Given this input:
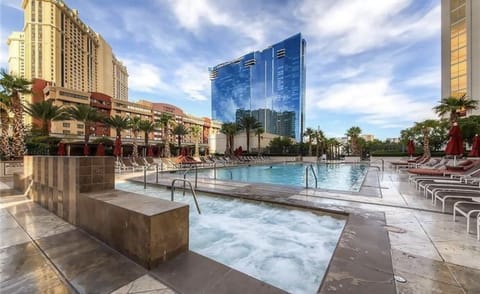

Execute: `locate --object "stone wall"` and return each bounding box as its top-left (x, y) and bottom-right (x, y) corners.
top-left (23, 156), bottom-right (115, 224)
top-left (23, 156), bottom-right (189, 268)
top-left (77, 190), bottom-right (189, 269)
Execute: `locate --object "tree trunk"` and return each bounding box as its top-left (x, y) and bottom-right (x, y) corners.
top-left (308, 139), bottom-right (312, 156)
top-left (0, 110), bottom-right (11, 158)
top-left (229, 135), bottom-right (234, 155)
top-left (163, 125), bottom-right (170, 158)
top-left (246, 129), bottom-right (250, 153)
top-left (257, 135), bottom-right (261, 155)
top-left (42, 120), bottom-right (50, 136)
top-left (422, 128), bottom-right (431, 158)
top-left (10, 92), bottom-right (25, 158)
top-left (132, 130), bottom-right (139, 158)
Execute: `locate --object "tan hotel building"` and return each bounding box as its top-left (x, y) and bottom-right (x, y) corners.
top-left (7, 0), bottom-right (221, 146)
top-left (441, 0), bottom-right (480, 115)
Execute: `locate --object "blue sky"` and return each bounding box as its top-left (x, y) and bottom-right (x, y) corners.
top-left (0, 0), bottom-right (441, 140)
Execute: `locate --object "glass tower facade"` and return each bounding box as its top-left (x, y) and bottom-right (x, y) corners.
top-left (210, 33), bottom-right (306, 141)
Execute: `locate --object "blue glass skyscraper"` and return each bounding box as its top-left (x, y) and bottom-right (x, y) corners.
top-left (210, 33), bottom-right (306, 141)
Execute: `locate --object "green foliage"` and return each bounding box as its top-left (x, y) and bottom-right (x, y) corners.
top-left (28, 136), bottom-right (62, 145)
top-left (24, 100), bottom-right (68, 136)
top-left (267, 136), bottom-right (294, 154)
top-left (433, 95), bottom-right (478, 123)
top-left (238, 115), bottom-right (261, 153)
top-left (457, 115), bottom-right (480, 143)
top-left (92, 137), bottom-right (114, 146)
top-left (172, 123), bottom-right (189, 148)
top-left (103, 115), bottom-right (130, 138)
top-left (25, 136), bottom-right (61, 156)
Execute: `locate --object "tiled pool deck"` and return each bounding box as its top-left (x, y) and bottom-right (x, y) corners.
top-left (1, 159), bottom-right (479, 293)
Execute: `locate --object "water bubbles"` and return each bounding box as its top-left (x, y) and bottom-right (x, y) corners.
top-left (116, 182), bottom-right (345, 294)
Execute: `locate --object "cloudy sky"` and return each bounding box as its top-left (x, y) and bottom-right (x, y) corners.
top-left (0, 0), bottom-right (441, 139)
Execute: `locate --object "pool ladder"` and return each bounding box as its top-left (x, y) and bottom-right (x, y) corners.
top-left (305, 164), bottom-right (318, 189)
top-left (171, 178), bottom-right (201, 214)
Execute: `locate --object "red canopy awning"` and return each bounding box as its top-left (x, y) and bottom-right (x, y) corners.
top-left (147, 145), bottom-right (154, 157)
top-left (57, 142), bottom-right (65, 156)
top-left (83, 144), bottom-right (90, 156)
top-left (113, 136), bottom-right (122, 157)
top-left (407, 139), bottom-right (415, 156)
top-left (96, 143), bottom-right (105, 156)
top-left (469, 134), bottom-right (480, 157)
top-left (445, 124), bottom-right (464, 156)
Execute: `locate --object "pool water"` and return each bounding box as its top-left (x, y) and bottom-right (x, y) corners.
top-left (116, 182), bottom-right (346, 294)
top-left (192, 163), bottom-right (368, 192)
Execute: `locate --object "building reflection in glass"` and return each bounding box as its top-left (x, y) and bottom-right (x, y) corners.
top-left (210, 33), bottom-right (306, 141)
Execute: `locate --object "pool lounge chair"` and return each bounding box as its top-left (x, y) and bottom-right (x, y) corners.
top-left (453, 201), bottom-right (480, 234)
top-left (477, 214), bottom-right (480, 240)
top-left (391, 155), bottom-right (428, 171)
top-left (408, 161), bottom-right (480, 177)
top-left (433, 190), bottom-right (480, 212)
top-left (119, 158), bottom-right (141, 172)
top-left (409, 164), bottom-right (478, 188)
top-left (417, 169), bottom-right (480, 191)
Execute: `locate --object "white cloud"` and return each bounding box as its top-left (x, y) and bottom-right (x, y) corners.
top-left (297, 0), bottom-right (440, 56)
top-left (121, 58), bottom-right (173, 94)
top-left (174, 63), bottom-right (210, 101)
top-left (309, 77), bottom-right (437, 127)
top-left (1, 0), bottom-right (21, 10)
top-left (404, 67), bottom-right (440, 88)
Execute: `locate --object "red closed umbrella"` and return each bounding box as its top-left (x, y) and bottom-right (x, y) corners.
top-left (468, 134), bottom-right (480, 157)
top-left (83, 144), bottom-right (90, 156)
top-left (57, 142), bottom-right (65, 156)
top-left (96, 143), bottom-right (105, 156)
top-left (445, 123), bottom-right (463, 165)
top-left (407, 139), bottom-right (415, 157)
top-left (113, 136), bottom-right (122, 157)
top-left (147, 145), bottom-right (154, 157)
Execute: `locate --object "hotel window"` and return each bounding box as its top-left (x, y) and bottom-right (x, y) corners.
top-left (62, 122), bottom-right (70, 128)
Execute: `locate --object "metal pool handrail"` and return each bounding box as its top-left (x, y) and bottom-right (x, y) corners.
top-left (183, 165), bottom-right (198, 189)
top-left (305, 165), bottom-right (318, 189)
top-left (212, 163), bottom-right (233, 180)
top-left (171, 178), bottom-right (201, 214)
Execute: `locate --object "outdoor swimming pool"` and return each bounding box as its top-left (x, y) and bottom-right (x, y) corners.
top-left (116, 182), bottom-right (346, 294)
top-left (191, 162), bottom-right (368, 192)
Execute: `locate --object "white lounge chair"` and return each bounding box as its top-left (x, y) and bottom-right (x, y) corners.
top-left (477, 214), bottom-right (480, 241)
top-left (433, 190), bottom-right (480, 212)
top-left (453, 201), bottom-right (480, 234)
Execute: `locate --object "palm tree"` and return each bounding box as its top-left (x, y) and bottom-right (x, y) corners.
top-left (238, 115), bottom-right (261, 153)
top-left (412, 120), bottom-right (438, 158)
top-left (0, 70), bottom-right (31, 157)
top-left (314, 129), bottom-right (325, 157)
top-left (303, 127), bottom-right (315, 156)
top-left (172, 124), bottom-right (189, 153)
top-left (433, 95), bottom-right (478, 124)
top-left (0, 94), bottom-right (11, 158)
top-left (24, 100), bottom-right (68, 136)
top-left (254, 127), bottom-right (264, 155)
top-left (66, 104), bottom-right (102, 146)
top-left (128, 116), bottom-right (142, 158)
top-left (103, 115), bottom-right (130, 139)
top-left (346, 126), bottom-right (362, 156)
top-left (190, 125), bottom-right (202, 157)
top-left (138, 120), bottom-right (156, 156)
top-left (156, 113), bottom-right (174, 157)
top-left (220, 122), bottom-right (239, 155)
